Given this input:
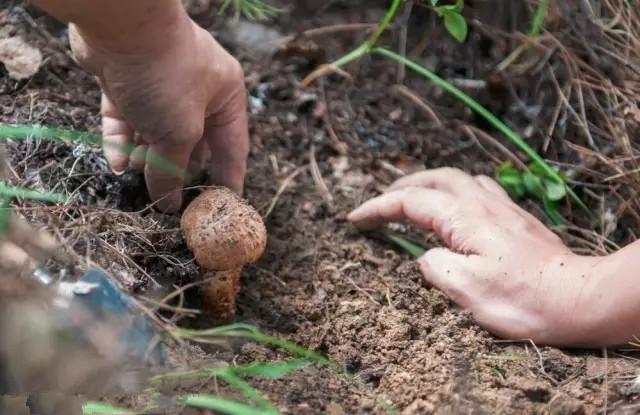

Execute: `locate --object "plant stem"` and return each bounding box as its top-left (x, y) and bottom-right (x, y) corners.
top-left (372, 47), bottom-right (590, 214)
top-left (366, 0), bottom-right (404, 47)
top-left (529, 0), bottom-right (550, 37)
top-left (0, 183), bottom-right (66, 203)
top-left (328, 0), bottom-right (404, 68)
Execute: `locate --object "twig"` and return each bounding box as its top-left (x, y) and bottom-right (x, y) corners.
top-left (263, 166), bottom-right (308, 218)
top-left (396, 0), bottom-right (414, 83)
top-left (309, 144), bottom-right (333, 206)
top-left (391, 84), bottom-right (442, 126)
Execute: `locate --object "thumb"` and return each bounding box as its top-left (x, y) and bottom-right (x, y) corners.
top-left (418, 248), bottom-right (483, 307)
top-left (145, 140), bottom-right (196, 213)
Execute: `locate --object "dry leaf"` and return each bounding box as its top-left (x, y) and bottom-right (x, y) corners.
top-left (0, 36), bottom-right (43, 80)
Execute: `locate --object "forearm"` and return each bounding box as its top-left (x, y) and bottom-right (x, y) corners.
top-left (30, 0), bottom-right (189, 53)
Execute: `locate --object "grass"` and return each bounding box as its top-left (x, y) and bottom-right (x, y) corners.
top-left (302, 0), bottom-right (592, 221)
top-left (82, 323), bottom-right (398, 414)
top-left (0, 125), bottom-right (397, 414)
top-left (0, 124), bottom-right (187, 181)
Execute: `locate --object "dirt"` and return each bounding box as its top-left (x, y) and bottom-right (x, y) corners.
top-left (2, 1), bottom-right (640, 414)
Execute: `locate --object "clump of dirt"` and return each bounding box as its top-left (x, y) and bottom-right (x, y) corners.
top-left (2, 1), bottom-right (640, 414)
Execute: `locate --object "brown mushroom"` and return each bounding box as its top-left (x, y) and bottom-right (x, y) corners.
top-left (181, 187), bottom-right (267, 318)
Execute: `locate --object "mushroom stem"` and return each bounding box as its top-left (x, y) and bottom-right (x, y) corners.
top-left (202, 267), bottom-right (242, 319)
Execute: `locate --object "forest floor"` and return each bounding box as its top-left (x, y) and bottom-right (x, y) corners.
top-left (2, 1), bottom-right (640, 414)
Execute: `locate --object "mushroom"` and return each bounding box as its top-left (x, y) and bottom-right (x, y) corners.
top-left (181, 187), bottom-right (267, 318)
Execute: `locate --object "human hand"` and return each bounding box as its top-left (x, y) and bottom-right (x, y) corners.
top-left (70, 15), bottom-right (248, 212)
top-left (0, 213), bottom-right (62, 276)
top-left (348, 168), bottom-right (601, 346)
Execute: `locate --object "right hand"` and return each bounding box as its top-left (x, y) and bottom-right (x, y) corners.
top-left (70, 16), bottom-right (249, 212)
top-left (348, 169), bottom-right (601, 346)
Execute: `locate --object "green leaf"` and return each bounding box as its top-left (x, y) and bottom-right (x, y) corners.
top-left (544, 179), bottom-right (566, 201)
top-left (522, 171), bottom-right (544, 198)
top-left (386, 234), bottom-right (426, 258)
top-left (497, 163), bottom-right (525, 199)
top-left (181, 395), bottom-right (274, 415)
top-left (235, 359), bottom-right (310, 379)
top-left (442, 11), bottom-right (468, 42)
top-left (434, 0), bottom-right (464, 14)
top-left (82, 402), bottom-right (139, 414)
top-left (430, 0), bottom-right (439, 6)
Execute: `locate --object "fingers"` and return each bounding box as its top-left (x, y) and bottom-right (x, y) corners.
top-left (418, 248), bottom-right (485, 305)
top-left (348, 187), bottom-right (454, 231)
top-left (145, 140), bottom-right (197, 213)
top-left (101, 93), bottom-right (133, 175)
top-left (203, 90), bottom-right (249, 194)
top-left (5, 215), bottom-right (64, 262)
top-left (474, 175), bottom-right (511, 201)
top-left (386, 169), bottom-right (513, 203)
top-left (186, 140), bottom-right (211, 186)
top-left (0, 241), bottom-right (37, 275)
top-left (386, 168), bottom-right (478, 196)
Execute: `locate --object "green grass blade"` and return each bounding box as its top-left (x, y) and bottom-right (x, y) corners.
top-left (365, 0), bottom-right (404, 47)
top-left (0, 124), bottom-right (188, 182)
top-left (0, 183), bottom-right (66, 203)
top-left (386, 234), bottom-right (426, 258)
top-left (82, 402), bottom-right (139, 414)
top-left (0, 198), bottom-right (11, 235)
top-left (218, 371), bottom-right (277, 411)
top-left (372, 47), bottom-right (591, 215)
top-left (152, 361), bottom-right (306, 412)
top-left (175, 324), bottom-right (342, 372)
top-left (0, 124), bottom-right (101, 145)
top-left (181, 395), bottom-right (275, 415)
top-left (529, 0), bottom-right (549, 37)
top-left (234, 359), bottom-right (310, 379)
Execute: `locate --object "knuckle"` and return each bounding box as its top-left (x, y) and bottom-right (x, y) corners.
top-left (227, 57), bottom-right (245, 83)
top-left (436, 167), bottom-right (465, 177)
top-left (475, 174), bottom-right (493, 183)
top-left (422, 247), bottom-right (448, 263)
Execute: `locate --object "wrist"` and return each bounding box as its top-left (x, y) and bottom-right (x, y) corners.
top-left (533, 253), bottom-right (605, 346)
top-left (70, 1), bottom-right (191, 58)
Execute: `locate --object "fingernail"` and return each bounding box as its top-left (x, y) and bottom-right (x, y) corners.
top-left (112, 167), bottom-right (126, 176)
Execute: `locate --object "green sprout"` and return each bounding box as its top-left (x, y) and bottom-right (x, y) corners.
top-left (497, 161), bottom-right (567, 225)
top-left (430, 0), bottom-right (468, 42)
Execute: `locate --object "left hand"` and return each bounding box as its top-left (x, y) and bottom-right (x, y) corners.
top-left (348, 168), bottom-right (599, 346)
top-left (0, 213), bottom-right (62, 276)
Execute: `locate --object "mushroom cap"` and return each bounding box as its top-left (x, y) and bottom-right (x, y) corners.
top-left (181, 188), bottom-right (267, 271)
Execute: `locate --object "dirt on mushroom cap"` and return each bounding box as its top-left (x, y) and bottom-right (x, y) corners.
top-left (181, 187), bottom-right (267, 271)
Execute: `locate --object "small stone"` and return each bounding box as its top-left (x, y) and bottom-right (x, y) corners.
top-left (286, 112), bottom-right (298, 123)
top-left (389, 108), bottom-right (403, 121)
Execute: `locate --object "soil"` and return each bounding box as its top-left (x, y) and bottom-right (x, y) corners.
top-left (2, 1), bottom-right (640, 414)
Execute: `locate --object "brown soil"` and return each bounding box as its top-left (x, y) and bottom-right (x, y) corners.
top-left (2, 1), bottom-right (640, 414)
